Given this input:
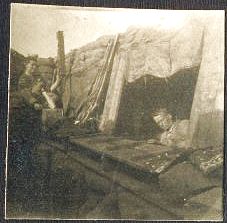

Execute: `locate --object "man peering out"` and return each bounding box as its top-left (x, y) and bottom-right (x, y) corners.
top-left (147, 108), bottom-right (189, 148)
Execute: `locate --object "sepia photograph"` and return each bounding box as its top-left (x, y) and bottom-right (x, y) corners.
top-left (6, 3), bottom-right (224, 220)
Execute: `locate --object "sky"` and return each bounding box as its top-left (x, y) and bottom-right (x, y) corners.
top-left (10, 4), bottom-right (221, 58)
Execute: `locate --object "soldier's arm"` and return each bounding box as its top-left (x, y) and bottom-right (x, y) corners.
top-left (18, 75), bottom-right (40, 107)
top-left (147, 133), bottom-right (162, 144)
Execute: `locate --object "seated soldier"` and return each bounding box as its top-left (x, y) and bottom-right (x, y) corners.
top-left (147, 108), bottom-right (189, 148)
top-left (9, 58), bottom-right (44, 186)
top-left (19, 58), bottom-right (45, 110)
top-left (19, 58), bottom-right (60, 110)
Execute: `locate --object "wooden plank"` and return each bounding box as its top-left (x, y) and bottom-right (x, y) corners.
top-left (69, 136), bottom-right (185, 174)
top-left (69, 137), bottom-right (157, 177)
top-left (99, 51), bottom-right (128, 133)
top-left (69, 136), bottom-right (140, 153)
top-left (118, 191), bottom-right (177, 220)
top-left (45, 139), bottom-right (184, 218)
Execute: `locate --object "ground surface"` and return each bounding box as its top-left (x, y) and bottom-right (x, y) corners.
top-left (6, 135), bottom-right (223, 220)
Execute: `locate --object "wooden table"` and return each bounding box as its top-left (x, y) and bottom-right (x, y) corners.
top-left (43, 134), bottom-right (188, 219)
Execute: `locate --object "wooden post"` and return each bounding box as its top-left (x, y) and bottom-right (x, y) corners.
top-left (188, 17), bottom-right (224, 148)
top-left (56, 31), bottom-right (66, 79)
top-left (99, 51), bottom-right (128, 134)
top-left (56, 31), bottom-right (68, 115)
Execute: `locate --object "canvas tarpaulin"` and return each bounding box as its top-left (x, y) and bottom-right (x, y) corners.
top-left (74, 35), bottom-right (118, 125)
top-left (98, 16), bottom-right (205, 134)
top-left (66, 17), bottom-right (204, 120)
top-left (120, 17), bottom-right (204, 82)
top-left (65, 12), bottom-right (224, 148)
top-left (65, 36), bottom-right (111, 119)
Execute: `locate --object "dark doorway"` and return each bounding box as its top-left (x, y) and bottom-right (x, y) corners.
top-left (115, 67), bottom-right (199, 139)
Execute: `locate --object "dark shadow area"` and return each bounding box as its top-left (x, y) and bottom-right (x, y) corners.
top-left (115, 67), bottom-right (199, 139)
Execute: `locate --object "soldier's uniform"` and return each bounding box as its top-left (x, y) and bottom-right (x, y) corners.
top-left (11, 73), bottom-right (46, 177)
top-left (159, 119), bottom-right (189, 148)
top-left (18, 73), bottom-right (45, 107)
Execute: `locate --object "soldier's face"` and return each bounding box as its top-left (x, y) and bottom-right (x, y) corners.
top-left (26, 61), bottom-right (37, 75)
top-left (153, 113), bottom-right (173, 131)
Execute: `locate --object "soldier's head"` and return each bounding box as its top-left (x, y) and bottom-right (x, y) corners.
top-left (152, 108), bottom-right (173, 131)
top-left (25, 59), bottom-right (37, 76)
